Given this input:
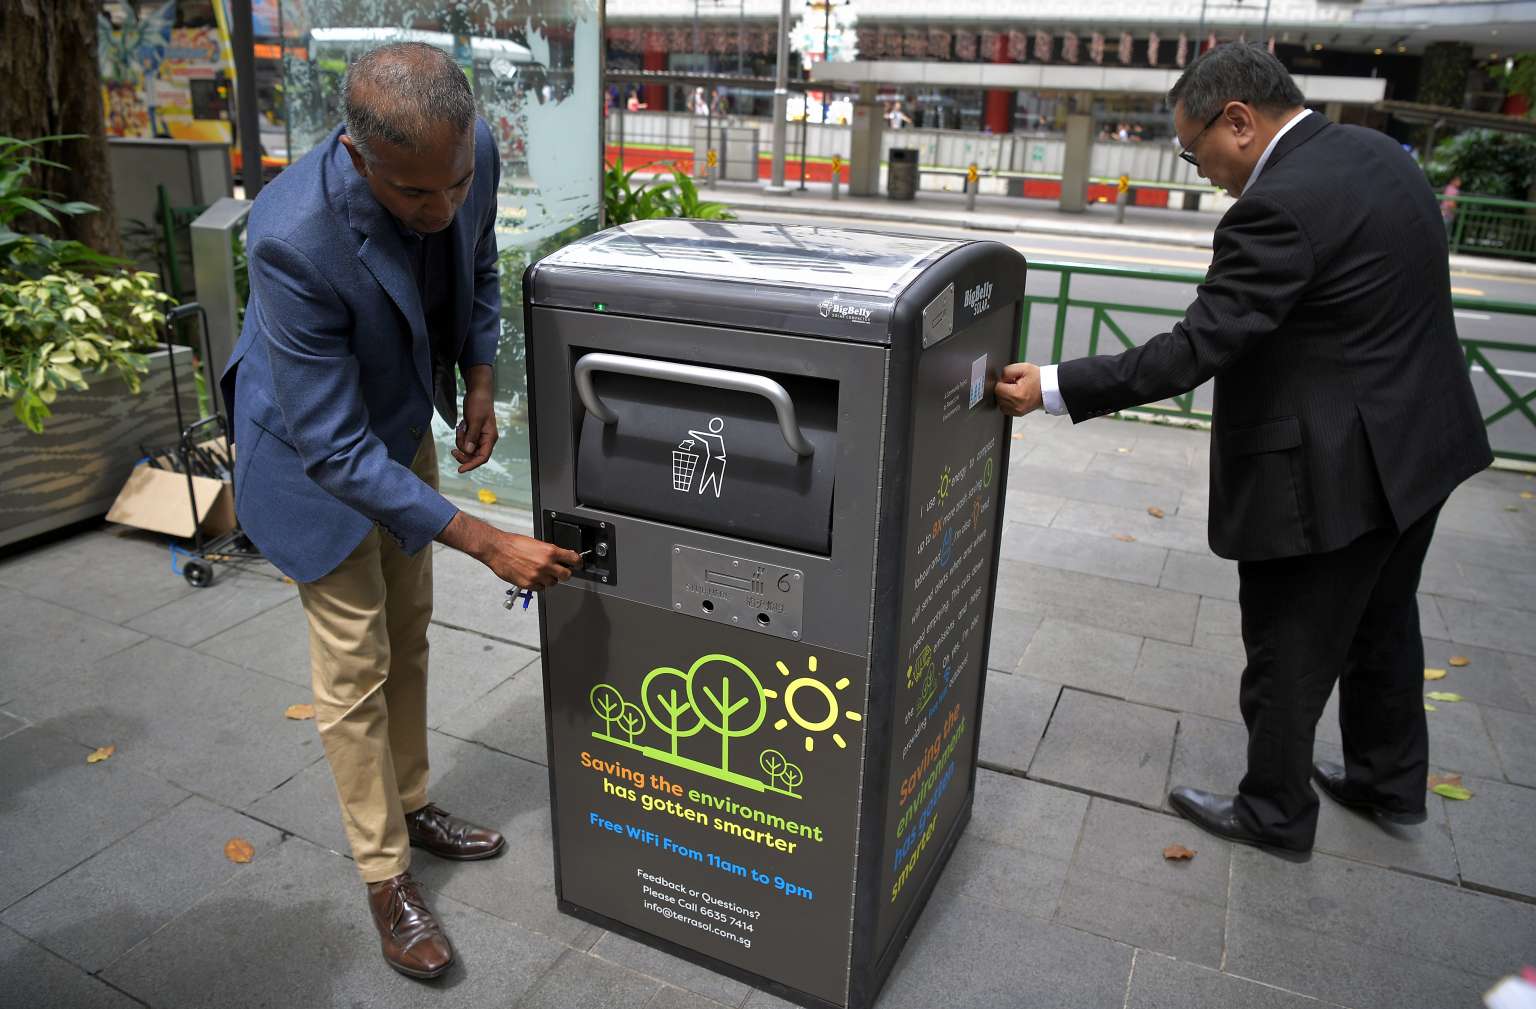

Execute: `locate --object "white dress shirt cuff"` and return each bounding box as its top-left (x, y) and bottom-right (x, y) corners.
top-left (1038, 364), bottom-right (1068, 416)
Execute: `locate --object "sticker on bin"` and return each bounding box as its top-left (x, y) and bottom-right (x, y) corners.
top-left (969, 354), bottom-right (988, 408)
top-left (672, 417), bottom-right (727, 498)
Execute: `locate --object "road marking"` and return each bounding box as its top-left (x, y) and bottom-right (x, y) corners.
top-left (1473, 366), bottom-right (1536, 379)
top-left (1454, 311), bottom-right (1492, 321)
top-left (1011, 244), bottom-right (1209, 271)
top-left (1451, 286), bottom-right (1485, 296)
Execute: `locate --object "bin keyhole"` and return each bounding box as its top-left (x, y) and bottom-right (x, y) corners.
top-left (702, 600), bottom-right (715, 613)
top-left (757, 613), bottom-right (771, 627)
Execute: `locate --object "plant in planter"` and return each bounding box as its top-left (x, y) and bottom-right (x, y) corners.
top-left (0, 135), bottom-right (174, 432)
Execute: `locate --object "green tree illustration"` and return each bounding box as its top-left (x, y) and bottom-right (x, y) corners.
top-left (642, 666), bottom-right (706, 756)
top-left (590, 683), bottom-right (625, 739)
top-left (616, 702), bottom-right (646, 744)
top-left (781, 761), bottom-right (805, 797)
top-left (759, 749), bottom-right (806, 797)
top-left (687, 654), bottom-right (767, 774)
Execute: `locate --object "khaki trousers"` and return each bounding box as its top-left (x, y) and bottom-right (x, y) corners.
top-left (296, 437), bottom-right (437, 883)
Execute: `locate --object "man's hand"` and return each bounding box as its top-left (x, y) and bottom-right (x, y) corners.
top-left (453, 364), bottom-right (498, 473)
top-left (994, 362), bottom-right (1044, 417)
top-left (437, 511), bottom-right (581, 590)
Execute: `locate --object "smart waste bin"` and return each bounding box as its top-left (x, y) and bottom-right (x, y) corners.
top-left (886, 147), bottom-right (920, 200)
top-left (525, 220), bottom-right (1026, 1009)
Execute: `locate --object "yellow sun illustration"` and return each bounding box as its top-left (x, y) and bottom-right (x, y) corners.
top-left (764, 655), bottom-right (863, 752)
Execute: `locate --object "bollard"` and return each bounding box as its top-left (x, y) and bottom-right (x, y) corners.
top-left (707, 149), bottom-right (718, 189)
top-left (1115, 174), bottom-right (1130, 224)
top-left (965, 163), bottom-right (979, 212)
top-left (830, 155), bottom-right (842, 200)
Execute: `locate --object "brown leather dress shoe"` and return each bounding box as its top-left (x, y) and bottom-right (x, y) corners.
top-left (405, 802), bottom-right (507, 861)
top-left (366, 872), bottom-right (454, 979)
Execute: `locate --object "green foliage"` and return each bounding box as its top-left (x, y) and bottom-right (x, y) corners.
top-left (1426, 129), bottom-right (1536, 198)
top-left (0, 271), bottom-right (173, 432)
top-left (604, 159), bottom-right (737, 226)
top-left (1, 135), bottom-right (173, 433)
top-left (1490, 53), bottom-right (1536, 115)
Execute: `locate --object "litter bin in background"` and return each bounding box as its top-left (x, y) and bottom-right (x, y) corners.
top-left (524, 220), bottom-right (1026, 1009)
top-left (886, 147), bottom-right (920, 201)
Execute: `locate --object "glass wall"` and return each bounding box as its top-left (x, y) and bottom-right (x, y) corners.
top-left (277, 0), bottom-right (603, 509)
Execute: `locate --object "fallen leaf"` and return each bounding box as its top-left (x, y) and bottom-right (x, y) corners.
top-left (1449, 656), bottom-right (1470, 668)
top-left (477, 488), bottom-right (498, 504)
top-left (1431, 784), bottom-right (1472, 801)
top-left (1424, 668), bottom-right (1447, 681)
top-left (1427, 772), bottom-right (1463, 790)
top-left (1424, 702), bottom-right (1437, 711)
top-left (224, 838), bottom-right (255, 863)
top-left (1507, 506), bottom-right (1522, 512)
top-left (1162, 844), bottom-right (1197, 861)
top-left (1147, 506), bottom-right (1165, 519)
top-left (281, 575), bottom-right (295, 584)
top-left (1426, 691), bottom-right (1464, 703)
top-left (86, 744), bottom-right (115, 764)
top-left (1116, 447), bottom-right (1130, 454)
top-left (284, 703), bottom-right (315, 721)
top-left (1010, 432), bottom-right (1024, 441)
top-left (1521, 491), bottom-right (1534, 500)
top-left (1113, 533), bottom-right (1137, 542)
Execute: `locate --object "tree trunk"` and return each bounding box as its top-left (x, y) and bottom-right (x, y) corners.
top-left (0, 0), bottom-right (122, 257)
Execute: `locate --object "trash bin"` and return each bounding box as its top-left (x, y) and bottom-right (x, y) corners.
top-left (525, 220), bottom-right (1026, 1009)
top-left (886, 147), bottom-right (920, 201)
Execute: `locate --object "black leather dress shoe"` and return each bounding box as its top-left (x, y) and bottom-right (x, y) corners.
top-left (1311, 761), bottom-right (1428, 825)
top-left (1167, 786), bottom-right (1312, 861)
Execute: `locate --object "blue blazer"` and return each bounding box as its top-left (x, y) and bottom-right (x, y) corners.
top-left (221, 120), bottom-right (502, 582)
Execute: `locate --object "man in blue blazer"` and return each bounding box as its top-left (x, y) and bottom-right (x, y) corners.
top-left (221, 42), bottom-right (580, 978)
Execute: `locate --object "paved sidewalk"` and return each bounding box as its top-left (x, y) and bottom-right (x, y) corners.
top-left (2, 413), bottom-right (1535, 1009)
top-left (701, 178), bottom-right (1536, 282)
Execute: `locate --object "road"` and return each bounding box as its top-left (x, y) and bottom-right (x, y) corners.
top-left (734, 209), bottom-right (1536, 462)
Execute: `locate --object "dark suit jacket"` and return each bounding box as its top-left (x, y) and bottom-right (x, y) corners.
top-left (220, 120), bottom-right (503, 582)
top-left (1059, 114), bottom-right (1492, 561)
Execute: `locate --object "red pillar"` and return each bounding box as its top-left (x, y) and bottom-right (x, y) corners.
top-left (983, 35), bottom-right (1012, 135)
top-left (643, 47), bottom-right (667, 111)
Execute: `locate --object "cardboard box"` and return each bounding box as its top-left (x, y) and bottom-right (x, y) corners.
top-left (107, 444), bottom-right (236, 539)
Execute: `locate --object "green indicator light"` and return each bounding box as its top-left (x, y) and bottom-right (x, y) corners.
top-left (593, 302), bottom-right (607, 312)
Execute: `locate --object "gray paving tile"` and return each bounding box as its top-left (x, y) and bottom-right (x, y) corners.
top-left (875, 887), bottom-right (1133, 1009)
top-left (1, 796), bottom-right (283, 972)
top-left (0, 923), bottom-right (141, 1009)
top-left (970, 769), bottom-right (1089, 859)
top-left (1437, 596), bottom-right (1536, 657)
top-left (0, 727), bottom-right (186, 911)
top-left (591, 930), bottom-right (754, 1006)
top-left (1229, 846), bottom-right (1536, 985)
top-left (1425, 529), bottom-right (1536, 577)
top-left (1001, 522), bottom-right (1167, 587)
top-left (1085, 452), bottom-right (1193, 490)
top-left (742, 986), bottom-right (803, 1008)
top-left (407, 731), bottom-right (600, 948)
top-left (1054, 799), bottom-right (1231, 966)
top-left (1052, 499), bottom-right (1209, 554)
top-left (1014, 618), bottom-right (1143, 695)
top-left (985, 606), bottom-right (1044, 672)
top-left (1421, 639), bottom-right (1535, 715)
top-left (15, 637), bottom-right (320, 809)
top-left (0, 594), bottom-right (144, 707)
top-left (1423, 699), bottom-right (1505, 780)
top-left (1177, 484), bottom-right (1210, 522)
top-left (993, 563), bottom-right (1200, 647)
top-left (653, 984), bottom-right (741, 1009)
top-left (242, 748), bottom-right (352, 855)
top-left (432, 546), bottom-right (544, 648)
top-left (941, 829), bottom-right (1073, 921)
top-left (516, 947), bottom-right (662, 1009)
top-left (1417, 593), bottom-right (1450, 641)
top-left (1447, 776), bottom-right (1536, 901)
top-left (1225, 907), bottom-right (1492, 1009)
top-left (1021, 438), bottom-right (1098, 473)
top-left (101, 835), bottom-right (566, 1008)
top-left (1005, 463), bottom-right (1183, 516)
top-left (0, 527), bottom-right (195, 624)
top-left (434, 653), bottom-right (548, 762)
top-left (978, 669), bottom-right (1059, 774)
top-left (1164, 713), bottom-right (1247, 812)
top-left (1157, 550), bottom-right (1237, 602)
top-left (999, 490), bottom-right (1066, 527)
top-left (423, 626), bottom-right (536, 730)
top-left (1484, 706), bottom-right (1536, 786)
top-left (1030, 690), bottom-right (1177, 808)
top-left (1191, 596), bottom-right (1245, 659)
top-left (0, 709), bottom-right (25, 742)
top-left (194, 596), bottom-right (311, 687)
top-left (1126, 951), bottom-right (1340, 1009)
top-left (1309, 742), bottom-right (1458, 882)
top-left (1126, 640), bottom-right (1243, 723)
top-left (125, 569), bottom-right (298, 647)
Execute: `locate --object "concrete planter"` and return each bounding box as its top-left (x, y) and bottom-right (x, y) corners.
top-left (0, 346), bottom-right (197, 548)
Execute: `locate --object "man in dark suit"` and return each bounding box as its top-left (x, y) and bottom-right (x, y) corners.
top-left (995, 43), bottom-right (1492, 857)
top-left (222, 43), bottom-right (580, 976)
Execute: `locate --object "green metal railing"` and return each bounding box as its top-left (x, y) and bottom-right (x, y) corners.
top-left (1445, 194), bottom-right (1536, 262)
top-left (1017, 259), bottom-right (1536, 464)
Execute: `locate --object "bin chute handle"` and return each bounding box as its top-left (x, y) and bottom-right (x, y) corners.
top-left (573, 352), bottom-right (815, 458)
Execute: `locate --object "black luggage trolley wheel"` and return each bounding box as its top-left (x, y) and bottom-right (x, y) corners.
top-left (183, 559), bottom-right (215, 589)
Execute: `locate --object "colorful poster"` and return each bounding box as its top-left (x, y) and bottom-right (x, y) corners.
top-left (100, 2), bottom-right (234, 141)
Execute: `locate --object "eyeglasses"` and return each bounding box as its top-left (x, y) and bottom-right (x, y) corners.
top-left (1178, 110), bottom-right (1226, 169)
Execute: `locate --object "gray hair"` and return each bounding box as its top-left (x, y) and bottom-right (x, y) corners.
top-left (342, 41), bottom-right (475, 161)
top-left (1168, 42), bottom-right (1304, 121)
